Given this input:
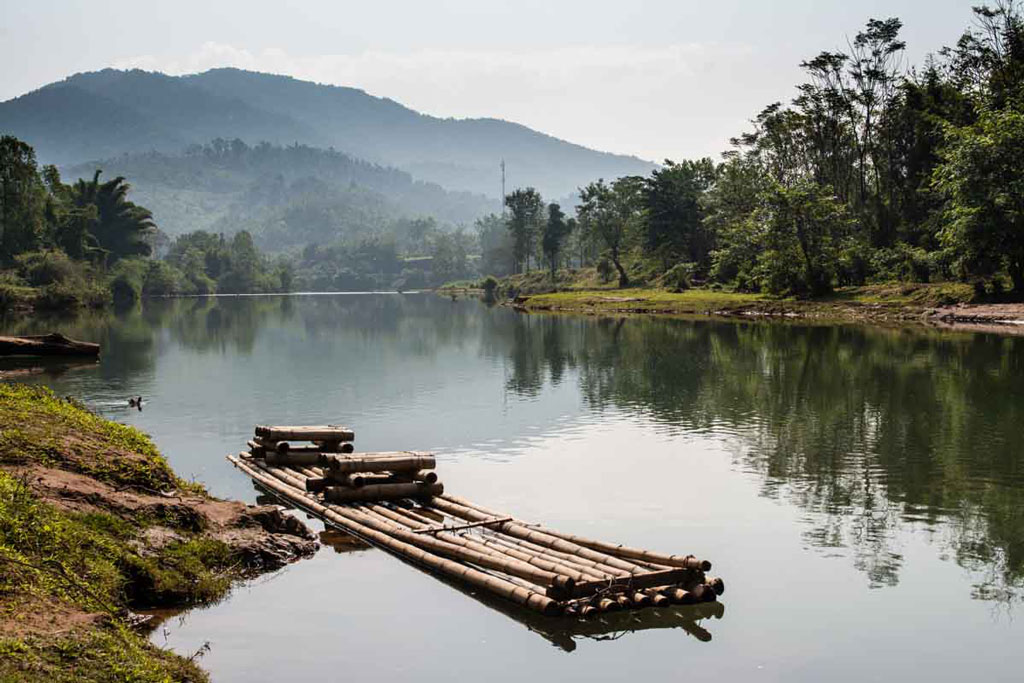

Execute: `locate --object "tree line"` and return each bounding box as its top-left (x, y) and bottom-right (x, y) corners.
top-left (0, 136), bottom-right (290, 308)
top-left (479, 3), bottom-right (1024, 296)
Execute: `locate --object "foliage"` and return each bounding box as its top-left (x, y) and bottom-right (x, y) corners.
top-left (492, 3), bottom-right (1024, 299)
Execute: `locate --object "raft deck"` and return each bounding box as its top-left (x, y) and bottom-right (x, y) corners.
top-left (228, 425), bottom-right (724, 618)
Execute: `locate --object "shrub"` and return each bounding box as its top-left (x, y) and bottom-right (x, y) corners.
top-left (661, 262), bottom-right (698, 292)
top-left (15, 250), bottom-right (78, 287)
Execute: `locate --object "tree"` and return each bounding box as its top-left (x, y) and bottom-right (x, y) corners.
top-left (578, 178), bottom-right (643, 287)
top-left (0, 136), bottom-right (46, 263)
top-left (753, 181), bottom-right (852, 295)
top-left (70, 171), bottom-right (155, 261)
top-left (505, 188), bottom-right (544, 273)
top-left (476, 213), bottom-right (514, 277)
top-left (642, 158), bottom-right (717, 269)
top-left (541, 203), bottom-right (571, 278)
top-left (431, 229), bottom-right (469, 283)
top-left (934, 102), bottom-right (1024, 291)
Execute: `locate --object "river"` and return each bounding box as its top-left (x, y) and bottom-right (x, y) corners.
top-left (3, 293), bottom-right (1023, 681)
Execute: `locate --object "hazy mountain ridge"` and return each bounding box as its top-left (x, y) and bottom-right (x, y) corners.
top-left (62, 140), bottom-right (497, 246)
top-left (0, 67), bottom-right (656, 197)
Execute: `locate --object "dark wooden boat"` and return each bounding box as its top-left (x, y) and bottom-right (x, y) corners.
top-left (0, 332), bottom-right (100, 357)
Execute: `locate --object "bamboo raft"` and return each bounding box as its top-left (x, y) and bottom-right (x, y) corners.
top-left (228, 425), bottom-right (725, 619)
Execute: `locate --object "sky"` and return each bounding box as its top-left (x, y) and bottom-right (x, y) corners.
top-left (0, 0), bottom-right (982, 162)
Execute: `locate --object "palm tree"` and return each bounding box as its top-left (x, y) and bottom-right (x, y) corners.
top-left (71, 170), bottom-right (155, 262)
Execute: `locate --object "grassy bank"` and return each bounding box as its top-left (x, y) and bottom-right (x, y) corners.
top-left (515, 283), bottom-right (979, 321)
top-left (442, 269), bottom-right (992, 324)
top-left (0, 383), bottom-right (316, 682)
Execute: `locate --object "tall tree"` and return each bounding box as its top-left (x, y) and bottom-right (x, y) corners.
top-left (0, 136), bottom-right (46, 263)
top-left (578, 177), bottom-right (643, 287)
top-left (935, 101), bottom-right (1024, 291)
top-left (505, 188), bottom-right (544, 273)
top-left (541, 202), bottom-right (571, 278)
top-left (70, 171), bottom-right (155, 261)
top-left (642, 158), bottom-right (718, 269)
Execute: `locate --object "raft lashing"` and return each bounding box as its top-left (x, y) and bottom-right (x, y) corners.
top-left (228, 425), bottom-right (725, 618)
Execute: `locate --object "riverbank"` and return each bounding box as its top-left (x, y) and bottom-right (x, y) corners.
top-left (441, 275), bottom-right (1024, 331)
top-left (0, 383), bottom-right (317, 681)
top-left (513, 286), bottom-right (1024, 329)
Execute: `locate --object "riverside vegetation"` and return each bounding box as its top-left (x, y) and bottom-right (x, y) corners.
top-left (0, 383), bottom-right (316, 681)
top-left (459, 4), bottom-right (1024, 319)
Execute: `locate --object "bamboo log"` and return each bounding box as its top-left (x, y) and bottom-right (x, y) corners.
top-left (254, 438), bottom-right (289, 453)
top-left (228, 455), bottom-right (559, 615)
top-left (0, 333), bottom-right (99, 357)
top-left (255, 425), bottom-right (355, 442)
top-left (485, 536), bottom-right (611, 582)
top-left (320, 453), bottom-right (436, 474)
top-left (569, 568), bottom-right (694, 598)
top-left (305, 477), bottom-right (327, 493)
top-left (487, 534), bottom-right (629, 579)
top-left (440, 494), bottom-right (710, 572)
top-left (431, 497), bottom-right (651, 576)
top-left (315, 440), bottom-right (355, 454)
top-left (265, 451), bottom-right (325, 466)
top-left (323, 482), bottom-right (443, 503)
top-left (360, 506), bottom-right (592, 590)
top-left (316, 498), bottom-right (575, 597)
top-left (252, 466), bottom-right (577, 600)
top-left (397, 470), bottom-right (439, 484)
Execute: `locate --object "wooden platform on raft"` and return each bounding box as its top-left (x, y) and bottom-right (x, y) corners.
top-left (227, 425), bottom-right (725, 619)
top-left (0, 333), bottom-right (100, 358)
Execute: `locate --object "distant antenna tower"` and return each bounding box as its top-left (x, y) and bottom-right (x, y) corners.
top-left (500, 159), bottom-right (507, 216)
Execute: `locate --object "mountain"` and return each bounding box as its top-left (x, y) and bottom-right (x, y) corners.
top-left (62, 140), bottom-right (497, 248)
top-left (0, 67), bottom-right (656, 198)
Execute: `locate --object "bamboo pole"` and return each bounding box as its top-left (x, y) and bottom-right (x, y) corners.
top-left (360, 506), bottom-right (593, 588)
top-left (486, 534), bottom-right (630, 579)
top-left (439, 494), bottom-right (710, 572)
top-left (397, 470), bottom-right (439, 484)
top-left (228, 455), bottom-right (559, 615)
top-left (250, 462), bottom-right (576, 597)
top-left (265, 451), bottom-right (324, 467)
top-left (320, 454), bottom-right (436, 474)
top-left (255, 426), bottom-right (355, 442)
top-left (431, 497), bottom-right (650, 576)
top-left (323, 482), bottom-right (443, 503)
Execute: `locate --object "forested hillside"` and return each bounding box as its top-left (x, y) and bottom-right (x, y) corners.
top-left (0, 67), bottom-right (655, 197)
top-left (63, 139), bottom-right (496, 247)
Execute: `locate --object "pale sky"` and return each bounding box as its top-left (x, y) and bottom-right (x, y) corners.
top-left (0, 0), bottom-right (980, 162)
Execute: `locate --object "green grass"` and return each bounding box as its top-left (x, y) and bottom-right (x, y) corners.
top-left (512, 280), bottom-right (978, 319)
top-left (0, 383), bottom-right (263, 681)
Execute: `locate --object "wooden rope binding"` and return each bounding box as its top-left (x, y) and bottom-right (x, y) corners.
top-left (413, 516), bottom-right (514, 535)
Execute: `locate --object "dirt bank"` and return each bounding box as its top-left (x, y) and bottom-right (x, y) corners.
top-left (0, 383), bottom-right (317, 681)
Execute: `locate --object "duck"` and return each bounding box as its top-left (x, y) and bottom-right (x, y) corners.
top-left (128, 396), bottom-right (143, 410)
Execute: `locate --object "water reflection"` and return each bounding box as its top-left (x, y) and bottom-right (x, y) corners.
top-left (492, 315), bottom-right (1024, 603)
top-left (3, 296), bottom-right (1023, 609)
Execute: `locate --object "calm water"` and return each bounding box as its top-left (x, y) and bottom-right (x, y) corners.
top-left (3, 294), bottom-right (1024, 681)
